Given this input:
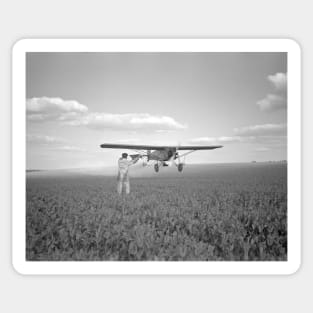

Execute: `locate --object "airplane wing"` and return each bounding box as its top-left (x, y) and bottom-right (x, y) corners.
top-left (100, 143), bottom-right (171, 150)
top-left (177, 145), bottom-right (223, 150)
top-left (100, 143), bottom-right (223, 150)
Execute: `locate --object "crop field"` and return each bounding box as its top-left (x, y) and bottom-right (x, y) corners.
top-left (26, 163), bottom-right (287, 261)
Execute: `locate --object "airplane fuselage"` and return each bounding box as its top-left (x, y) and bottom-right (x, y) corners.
top-left (148, 148), bottom-right (177, 162)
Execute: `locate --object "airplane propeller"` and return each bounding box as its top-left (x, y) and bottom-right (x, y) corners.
top-left (168, 142), bottom-right (180, 167)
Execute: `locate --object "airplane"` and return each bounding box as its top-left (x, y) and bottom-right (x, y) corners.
top-left (100, 143), bottom-right (223, 172)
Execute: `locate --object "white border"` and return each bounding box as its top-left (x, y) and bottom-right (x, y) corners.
top-left (12, 39), bottom-right (301, 275)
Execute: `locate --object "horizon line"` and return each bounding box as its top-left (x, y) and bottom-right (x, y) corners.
top-left (26, 160), bottom-right (287, 172)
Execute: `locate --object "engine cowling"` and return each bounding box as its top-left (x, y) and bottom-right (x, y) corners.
top-left (167, 150), bottom-right (174, 159)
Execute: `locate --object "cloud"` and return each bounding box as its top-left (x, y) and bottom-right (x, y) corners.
top-left (27, 134), bottom-right (66, 144)
top-left (268, 73), bottom-right (287, 92)
top-left (26, 97), bottom-right (88, 121)
top-left (255, 136), bottom-right (287, 146)
top-left (189, 123), bottom-right (287, 150)
top-left (53, 145), bottom-right (86, 152)
top-left (114, 138), bottom-right (140, 143)
top-left (257, 73), bottom-right (287, 112)
top-left (253, 147), bottom-right (271, 152)
top-left (64, 112), bottom-right (187, 131)
top-left (26, 97), bottom-right (186, 132)
top-left (188, 136), bottom-right (243, 145)
top-left (27, 134), bottom-right (85, 152)
top-left (234, 123), bottom-right (287, 136)
top-left (257, 94), bottom-right (286, 112)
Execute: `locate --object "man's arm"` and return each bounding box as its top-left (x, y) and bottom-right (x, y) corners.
top-left (129, 156), bottom-right (140, 165)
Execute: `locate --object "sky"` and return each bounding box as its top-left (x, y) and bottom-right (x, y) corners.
top-left (26, 52), bottom-right (287, 169)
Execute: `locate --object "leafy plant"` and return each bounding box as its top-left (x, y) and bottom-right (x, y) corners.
top-left (26, 164), bottom-right (287, 261)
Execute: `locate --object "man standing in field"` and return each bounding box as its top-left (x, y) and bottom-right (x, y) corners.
top-left (117, 153), bottom-right (140, 195)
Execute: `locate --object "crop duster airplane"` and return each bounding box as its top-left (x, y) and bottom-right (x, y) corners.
top-left (100, 143), bottom-right (223, 172)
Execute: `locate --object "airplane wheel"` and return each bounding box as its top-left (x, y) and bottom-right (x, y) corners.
top-left (178, 163), bottom-right (183, 172)
top-left (154, 163), bottom-right (159, 172)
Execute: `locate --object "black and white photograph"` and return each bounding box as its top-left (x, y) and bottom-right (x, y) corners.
top-left (2, 0), bottom-right (311, 310)
top-left (12, 39), bottom-right (300, 274)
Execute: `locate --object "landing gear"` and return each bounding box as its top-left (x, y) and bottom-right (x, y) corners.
top-left (178, 163), bottom-right (183, 172)
top-left (154, 163), bottom-right (159, 172)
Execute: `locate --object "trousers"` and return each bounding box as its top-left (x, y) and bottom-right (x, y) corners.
top-left (117, 181), bottom-right (130, 194)
top-left (117, 171), bottom-right (130, 194)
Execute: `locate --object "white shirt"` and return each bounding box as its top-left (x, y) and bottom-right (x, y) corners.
top-left (118, 158), bottom-right (133, 176)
